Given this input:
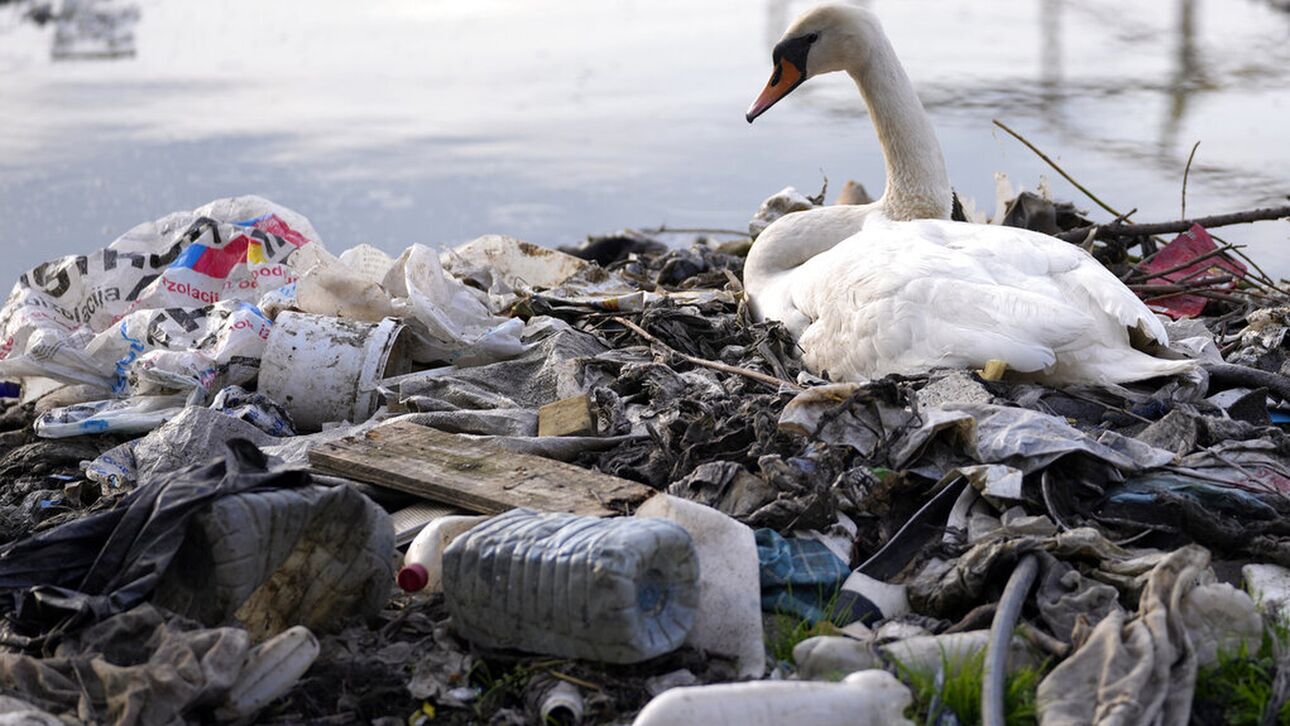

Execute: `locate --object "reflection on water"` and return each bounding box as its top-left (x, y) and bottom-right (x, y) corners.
top-left (0, 0), bottom-right (1287, 281)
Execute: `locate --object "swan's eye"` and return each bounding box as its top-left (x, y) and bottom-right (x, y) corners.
top-left (805, 32), bottom-right (820, 43)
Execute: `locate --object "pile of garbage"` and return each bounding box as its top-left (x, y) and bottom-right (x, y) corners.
top-left (2, 186), bottom-right (1290, 724)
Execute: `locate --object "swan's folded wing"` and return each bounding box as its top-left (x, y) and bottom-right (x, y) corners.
top-left (925, 220), bottom-right (1170, 345)
top-left (789, 234), bottom-right (1095, 379)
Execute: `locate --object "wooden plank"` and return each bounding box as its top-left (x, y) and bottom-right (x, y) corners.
top-left (537, 394), bottom-right (594, 437)
top-left (308, 420), bottom-right (653, 517)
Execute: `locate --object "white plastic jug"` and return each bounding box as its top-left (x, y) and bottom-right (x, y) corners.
top-left (635, 494), bottom-right (765, 679)
top-left (397, 514), bottom-right (489, 593)
top-left (632, 669), bottom-right (913, 726)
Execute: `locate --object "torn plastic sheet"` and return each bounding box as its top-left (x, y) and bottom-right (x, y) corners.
top-left (389, 317), bottom-right (607, 415)
top-left (776, 381), bottom-right (1175, 480)
top-left (84, 396), bottom-right (299, 492)
top-left (384, 244), bottom-right (525, 367)
top-left (0, 604), bottom-right (252, 726)
top-left (0, 440), bottom-right (309, 639)
top-left (442, 234), bottom-right (590, 292)
top-left (33, 392), bottom-right (189, 438)
top-left (891, 402), bottom-right (1176, 476)
top-left (0, 196), bottom-right (322, 397)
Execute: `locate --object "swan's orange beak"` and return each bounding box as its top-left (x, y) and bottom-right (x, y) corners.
top-left (746, 60), bottom-right (803, 123)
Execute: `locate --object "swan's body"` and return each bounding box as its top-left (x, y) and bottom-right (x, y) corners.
top-left (745, 4), bottom-right (1194, 384)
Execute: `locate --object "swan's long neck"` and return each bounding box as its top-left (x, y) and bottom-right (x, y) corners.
top-left (845, 28), bottom-right (950, 221)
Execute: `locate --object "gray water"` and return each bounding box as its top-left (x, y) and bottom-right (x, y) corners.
top-left (1, 0), bottom-right (1288, 283)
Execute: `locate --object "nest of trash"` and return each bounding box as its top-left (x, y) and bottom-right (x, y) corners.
top-left (2, 181), bottom-right (1290, 724)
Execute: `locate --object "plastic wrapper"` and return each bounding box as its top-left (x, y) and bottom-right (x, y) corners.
top-left (33, 393), bottom-right (187, 439)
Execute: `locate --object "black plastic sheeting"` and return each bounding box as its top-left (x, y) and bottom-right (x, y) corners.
top-left (0, 440), bottom-right (307, 644)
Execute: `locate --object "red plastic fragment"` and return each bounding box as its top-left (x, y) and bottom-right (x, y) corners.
top-left (1138, 224), bottom-right (1247, 319)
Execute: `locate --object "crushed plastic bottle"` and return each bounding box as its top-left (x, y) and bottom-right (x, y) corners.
top-left (442, 508), bottom-right (700, 663)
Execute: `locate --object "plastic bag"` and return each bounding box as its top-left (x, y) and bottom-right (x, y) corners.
top-left (33, 394), bottom-right (188, 438)
top-left (0, 196), bottom-right (323, 397)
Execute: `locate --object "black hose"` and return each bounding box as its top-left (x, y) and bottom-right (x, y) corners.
top-left (982, 553), bottom-right (1040, 726)
top-left (1203, 362), bottom-right (1290, 404)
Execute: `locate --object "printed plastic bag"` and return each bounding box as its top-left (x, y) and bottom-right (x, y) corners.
top-left (0, 196), bottom-right (324, 397)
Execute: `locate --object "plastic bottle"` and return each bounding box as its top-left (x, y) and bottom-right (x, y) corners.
top-left (397, 514), bottom-right (489, 593)
top-left (442, 508), bottom-right (699, 663)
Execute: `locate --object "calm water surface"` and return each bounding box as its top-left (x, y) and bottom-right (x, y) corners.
top-left (1, 0), bottom-right (1288, 281)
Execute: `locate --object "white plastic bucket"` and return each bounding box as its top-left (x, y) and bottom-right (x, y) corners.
top-left (259, 312), bottom-right (411, 431)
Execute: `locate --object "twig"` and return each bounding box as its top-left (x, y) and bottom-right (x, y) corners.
top-left (993, 119), bottom-right (1123, 218)
top-left (1018, 623), bottom-right (1070, 659)
top-left (547, 670), bottom-right (603, 692)
top-left (639, 225), bottom-right (750, 237)
top-left (612, 316), bottom-right (801, 391)
top-left (1225, 242), bottom-right (1290, 299)
top-left (1129, 244), bottom-right (1241, 282)
top-left (1129, 275), bottom-right (1234, 294)
top-left (1181, 140), bottom-right (1201, 220)
top-left (1058, 204), bottom-right (1290, 243)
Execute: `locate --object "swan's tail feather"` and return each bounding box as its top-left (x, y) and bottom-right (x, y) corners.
top-left (1047, 347), bottom-right (1197, 385)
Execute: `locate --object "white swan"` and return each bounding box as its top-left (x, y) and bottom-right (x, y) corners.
top-left (744, 4), bottom-right (1194, 384)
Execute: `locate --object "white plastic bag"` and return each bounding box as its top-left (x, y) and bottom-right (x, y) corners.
top-left (0, 196), bottom-right (323, 397)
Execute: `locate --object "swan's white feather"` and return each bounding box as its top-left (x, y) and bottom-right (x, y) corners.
top-left (767, 218), bottom-right (1193, 384)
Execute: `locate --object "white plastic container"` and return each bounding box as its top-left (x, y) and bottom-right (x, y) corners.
top-left (258, 312), bottom-right (411, 431)
top-left (635, 494), bottom-right (765, 679)
top-left (631, 669), bottom-right (913, 726)
top-left (397, 514), bottom-right (490, 593)
top-left (215, 625), bottom-right (320, 722)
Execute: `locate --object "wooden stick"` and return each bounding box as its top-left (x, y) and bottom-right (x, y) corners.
top-left (612, 316), bottom-right (801, 391)
top-left (992, 119), bottom-right (1124, 218)
top-left (1058, 204), bottom-right (1290, 243)
top-left (1129, 244), bottom-right (1241, 282)
top-left (1129, 275), bottom-right (1234, 294)
top-left (639, 225), bottom-right (750, 237)
top-left (1181, 140), bottom-right (1201, 220)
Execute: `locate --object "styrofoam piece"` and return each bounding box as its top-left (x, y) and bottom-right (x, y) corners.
top-left (258, 312), bottom-right (411, 431)
top-left (391, 501), bottom-right (468, 548)
top-left (215, 626), bottom-right (320, 722)
top-left (1244, 563), bottom-right (1290, 620)
top-left (635, 494), bottom-right (765, 679)
top-left (398, 514), bottom-right (490, 592)
top-left (793, 636), bottom-right (880, 680)
top-left (632, 669), bottom-right (913, 726)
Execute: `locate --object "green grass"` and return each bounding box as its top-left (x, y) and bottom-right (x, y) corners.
top-left (764, 585), bottom-right (853, 664)
top-left (894, 649), bottom-right (1046, 726)
top-left (1192, 617), bottom-right (1290, 725)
